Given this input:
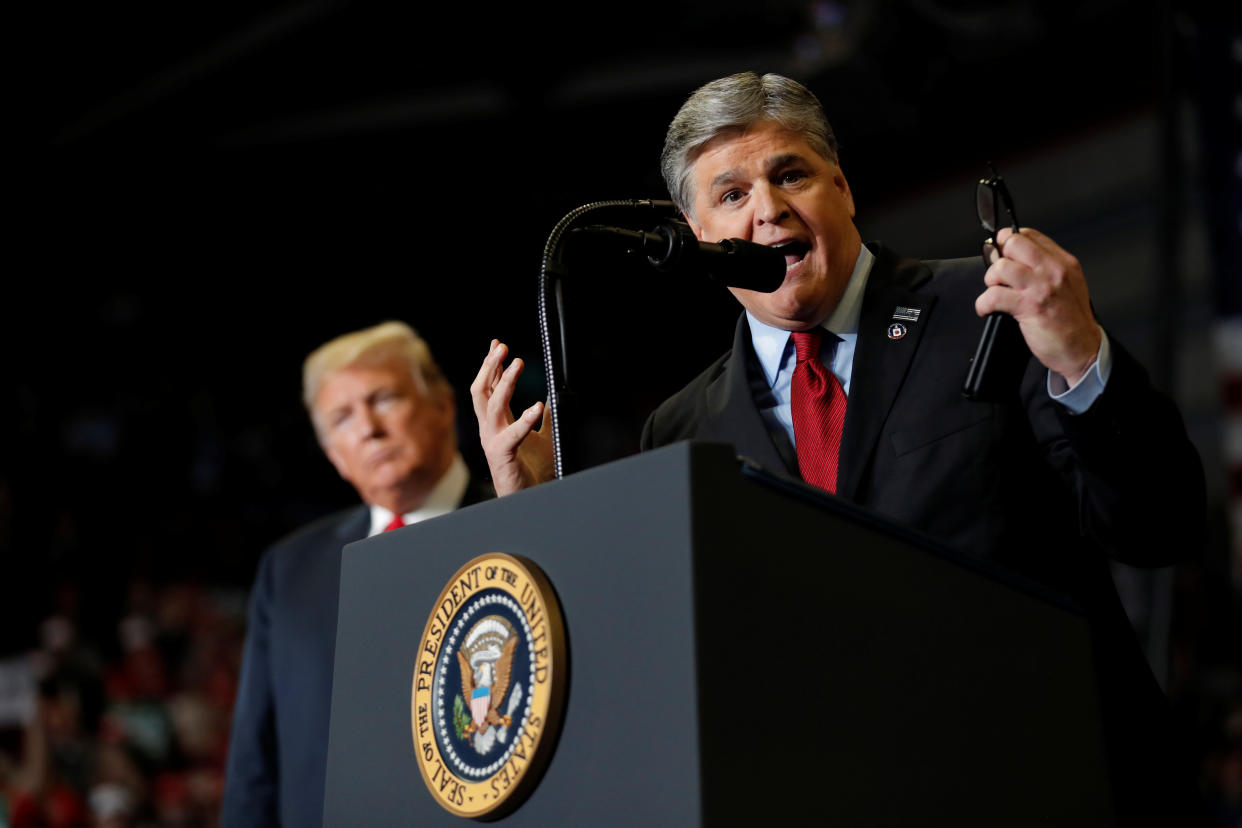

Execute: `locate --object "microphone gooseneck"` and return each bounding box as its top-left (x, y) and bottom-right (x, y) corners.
top-left (541, 202), bottom-right (789, 480)
top-left (569, 220), bottom-right (787, 293)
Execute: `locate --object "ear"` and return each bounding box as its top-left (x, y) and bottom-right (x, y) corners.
top-left (436, 394), bottom-right (457, 429)
top-left (321, 436), bottom-right (353, 484)
top-left (429, 393), bottom-right (459, 457)
top-left (315, 418), bottom-right (352, 483)
top-left (683, 211), bottom-right (705, 241)
top-left (834, 165), bottom-right (856, 219)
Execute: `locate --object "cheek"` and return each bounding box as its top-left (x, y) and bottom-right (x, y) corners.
top-left (728, 214), bottom-right (755, 240)
top-left (398, 415), bottom-right (441, 454)
top-left (325, 439), bottom-right (360, 479)
top-left (697, 212), bottom-right (748, 242)
top-left (728, 286), bottom-right (777, 317)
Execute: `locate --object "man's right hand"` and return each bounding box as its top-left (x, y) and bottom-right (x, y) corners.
top-left (470, 340), bottom-right (554, 496)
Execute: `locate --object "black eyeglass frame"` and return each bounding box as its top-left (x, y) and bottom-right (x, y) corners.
top-left (962, 164), bottom-right (1030, 401)
top-left (976, 164), bottom-right (1020, 241)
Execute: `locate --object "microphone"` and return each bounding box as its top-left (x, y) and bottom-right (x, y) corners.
top-left (569, 220), bottom-right (787, 293)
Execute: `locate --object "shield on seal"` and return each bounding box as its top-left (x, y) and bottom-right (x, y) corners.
top-left (470, 686), bottom-right (490, 727)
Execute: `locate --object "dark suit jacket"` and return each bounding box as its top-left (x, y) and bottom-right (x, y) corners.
top-left (642, 243), bottom-right (1206, 821)
top-left (221, 479), bottom-right (492, 828)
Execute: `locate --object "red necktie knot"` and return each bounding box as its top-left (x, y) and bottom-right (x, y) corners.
top-left (792, 329), bottom-right (823, 364)
top-left (383, 515), bottom-right (406, 533)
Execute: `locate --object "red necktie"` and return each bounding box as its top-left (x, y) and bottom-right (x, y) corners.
top-left (383, 514), bottom-right (406, 533)
top-left (791, 329), bottom-right (847, 494)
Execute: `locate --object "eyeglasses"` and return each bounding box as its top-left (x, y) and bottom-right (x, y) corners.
top-left (962, 164), bottom-right (1027, 402)
top-left (976, 163), bottom-right (1020, 243)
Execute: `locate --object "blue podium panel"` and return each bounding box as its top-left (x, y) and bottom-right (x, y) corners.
top-left (325, 442), bottom-right (1111, 827)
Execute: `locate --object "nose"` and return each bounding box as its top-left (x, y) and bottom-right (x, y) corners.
top-left (354, 404), bottom-right (385, 440)
top-left (752, 182), bottom-right (789, 228)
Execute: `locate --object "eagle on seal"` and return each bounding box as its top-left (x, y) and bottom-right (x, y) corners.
top-left (458, 636), bottom-right (518, 736)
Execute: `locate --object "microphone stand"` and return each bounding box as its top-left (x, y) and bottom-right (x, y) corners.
top-left (539, 199), bottom-right (681, 479)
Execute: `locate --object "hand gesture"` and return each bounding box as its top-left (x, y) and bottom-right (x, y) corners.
top-left (470, 340), bottom-right (554, 496)
top-left (976, 227), bottom-right (1103, 385)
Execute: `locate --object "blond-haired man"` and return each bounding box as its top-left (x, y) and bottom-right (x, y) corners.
top-left (222, 322), bottom-right (489, 827)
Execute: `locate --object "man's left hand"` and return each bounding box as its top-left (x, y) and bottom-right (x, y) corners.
top-left (975, 227), bottom-right (1103, 386)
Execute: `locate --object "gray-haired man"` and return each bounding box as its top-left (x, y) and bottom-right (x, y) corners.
top-left (472, 72), bottom-right (1205, 822)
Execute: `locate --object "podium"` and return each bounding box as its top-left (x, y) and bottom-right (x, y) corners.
top-left (324, 442), bottom-right (1113, 825)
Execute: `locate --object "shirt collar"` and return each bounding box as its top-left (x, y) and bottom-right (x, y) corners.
top-left (746, 244), bottom-right (875, 388)
top-left (367, 453), bottom-right (470, 537)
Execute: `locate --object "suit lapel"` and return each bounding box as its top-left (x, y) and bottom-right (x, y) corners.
top-left (335, 506), bottom-right (370, 545)
top-left (836, 244), bottom-right (936, 500)
top-left (698, 315), bottom-right (795, 476)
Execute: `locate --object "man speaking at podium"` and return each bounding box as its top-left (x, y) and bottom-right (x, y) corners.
top-left (223, 322), bottom-right (490, 827)
top-left (472, 73), bottom-right (1205, 821)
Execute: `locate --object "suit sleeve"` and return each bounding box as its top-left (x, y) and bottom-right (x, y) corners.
top-left (220, 550), bottom-right (281, 828)
top-left (1039, 335), bottom-right (1206, 566)
top-left (639, 412), bottom-right (656, 452)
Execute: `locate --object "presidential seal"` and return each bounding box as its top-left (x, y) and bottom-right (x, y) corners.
top-left (411, 553), bottom-right (566, 819)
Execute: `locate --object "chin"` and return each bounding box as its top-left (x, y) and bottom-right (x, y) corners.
top-left (363, 464), bottom-right (412, 494)
top-left (763, 293), bottom-right (824, 326)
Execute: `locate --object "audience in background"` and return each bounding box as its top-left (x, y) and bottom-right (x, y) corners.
top-left (0, 570), bottom-right (1239, 826)
top-left (1, 580), bottom-right (246, 827)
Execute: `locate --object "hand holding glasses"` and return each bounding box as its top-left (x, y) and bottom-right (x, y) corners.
top-left (962, 165), bottom-right (1032, 401)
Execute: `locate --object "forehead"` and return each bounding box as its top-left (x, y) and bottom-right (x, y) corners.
top-left (692, 123), bottom-right (826, 183)
top-left (314, 359), bottom-right (417, 410)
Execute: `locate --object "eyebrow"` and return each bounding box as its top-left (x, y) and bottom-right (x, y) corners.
top-left (765, 153), bottom-right (808, 175)
top-left (708, 167), bottom-right (743, 191)
top-left (708, 153), bottom-right (811, 191)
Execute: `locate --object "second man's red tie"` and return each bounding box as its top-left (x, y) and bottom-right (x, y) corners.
top-left (791, 329), bottom-right (847, 494)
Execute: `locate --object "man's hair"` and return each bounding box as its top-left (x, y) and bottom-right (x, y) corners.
top-left (660, 72), bottom-right (840, 219)
top-left (302, 321), bottom-right (451, 434)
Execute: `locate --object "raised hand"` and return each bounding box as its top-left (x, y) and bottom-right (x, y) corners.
top-left (975, 227), bottom-right (1103, 386)
top-left (469, 340), bottom-right (554, 496)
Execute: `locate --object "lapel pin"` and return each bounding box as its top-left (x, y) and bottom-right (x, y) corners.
top-left (892, 306), bottom-right (921, 322)
top-left (887, 322), bottom-right (908, 340)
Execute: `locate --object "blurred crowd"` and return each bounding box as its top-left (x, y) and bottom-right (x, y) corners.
top-left (1, 582), bottom-right (246, 828)
top-left (0, 566), bottom-right (1239, 827)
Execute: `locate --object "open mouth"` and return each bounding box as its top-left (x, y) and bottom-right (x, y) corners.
top-left (771, 240), bottom-right (810, 271)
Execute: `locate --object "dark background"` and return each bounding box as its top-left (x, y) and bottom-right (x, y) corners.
top-left (8, 0), bottom-right (1220, 580)
top-left (3, 0), bottom-right (1240, 820)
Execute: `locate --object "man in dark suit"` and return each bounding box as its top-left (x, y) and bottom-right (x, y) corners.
top-left (222, 321), bottom-right (490, 828)
top-left (474, 73), bottom-right (1205, 822)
